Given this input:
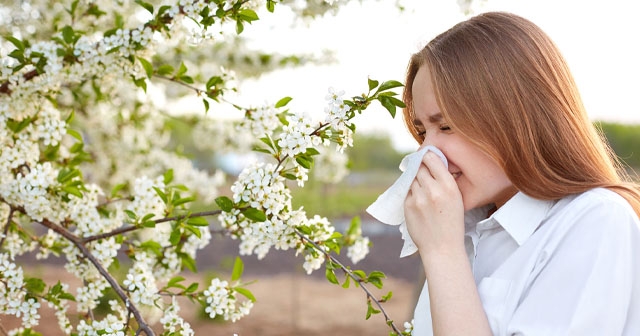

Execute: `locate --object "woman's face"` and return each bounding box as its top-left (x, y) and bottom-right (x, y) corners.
top-left (411, 66), bottom-right (516, 211)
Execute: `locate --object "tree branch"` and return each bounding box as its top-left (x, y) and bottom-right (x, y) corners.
top-left (293, 229), bottom-right (403, 335)
top-left (37, 219), bottom-right (155, 336)
top-left (82, 209), bottom-right (224, 243)
top-left (0, 207), bottom-right (15, 249)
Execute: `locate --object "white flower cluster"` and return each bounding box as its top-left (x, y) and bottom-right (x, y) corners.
top-left (127, 175), bottom-right (166, 220)
top-left (347, 236), bottom-right (370, 265)
top-left (298, 215), bottom-right (335, 274)
top-left (77, 314), bottom-right (125, 336)
top-left (231, 162), bottom-right (290, 216)
top-left (75, 279), bottom-right (108, 313)
top-left (220, 162), bottom-right (298, 258)
top-left (0, 253), bottom-right (40, 328)
top-left (404, 319), bottom-right (415, 334)
top-left (160, 297), bottom-right (195, 336)
top-left (324, 87), bottom-right (354, 152)
top-left (277, 113), bottom-right (321, 158)
top-left (122, 254), bottom-right (160, 306)
top-left (45, 283), bottom-right (73, 334)
top-left (203, 278), bottom-right (253, 322)
top-left (312, 144), bottom-right (349, 184)
top-left (2, 161), bottom-right (58, 222)
top-left (242, 106), bottom-right (281, 138)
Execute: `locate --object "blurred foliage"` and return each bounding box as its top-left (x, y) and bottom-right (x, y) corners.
top-left (347, 133), bottom-right (408, 172)
top-left (597, 121), bottom-right (640, 169)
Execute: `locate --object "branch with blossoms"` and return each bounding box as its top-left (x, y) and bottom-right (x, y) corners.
top-left (0, 0), bottom-right (414, 335)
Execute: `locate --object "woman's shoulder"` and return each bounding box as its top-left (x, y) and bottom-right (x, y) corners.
top-left (550, 187), bottom-right (640, 237)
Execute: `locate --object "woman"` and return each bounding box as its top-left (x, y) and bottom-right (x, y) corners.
top-left (402, 11), bottom-right (640, 335)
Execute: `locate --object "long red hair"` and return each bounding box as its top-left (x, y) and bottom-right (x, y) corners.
top-left (403, 11), bottom-right (640, 216)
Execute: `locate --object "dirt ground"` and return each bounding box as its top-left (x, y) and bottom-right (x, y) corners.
top-left (2, 225), bottom-right (424, 335)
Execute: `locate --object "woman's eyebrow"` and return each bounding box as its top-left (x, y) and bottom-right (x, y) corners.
top-left (413, 113), bottom-right (443, 126)
top-left (428, 113), bottom-right (443, 123)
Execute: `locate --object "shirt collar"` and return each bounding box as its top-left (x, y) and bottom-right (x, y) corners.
top-left (467, 192), bottom-right (555, 246)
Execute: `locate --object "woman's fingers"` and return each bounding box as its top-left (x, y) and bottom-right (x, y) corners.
top-left (422, 151), bottom-right (449, 181)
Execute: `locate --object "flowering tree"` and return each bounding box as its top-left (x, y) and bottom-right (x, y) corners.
top-left (0, 0), bottom-right (410, 335)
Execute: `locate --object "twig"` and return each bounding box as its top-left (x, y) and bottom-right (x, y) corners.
top-left (293, 229), bottom-right (403, 335)
top-left (82, 209), bottom-right (224, 243)
top-left (0, 207), bottom-right (15, 249)
top-left (37, 219), bottom-right (155, 336)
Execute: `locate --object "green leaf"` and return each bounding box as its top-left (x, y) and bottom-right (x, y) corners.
top-left (63, 186), bottom-right (83, 198)
top-left (342, 275), bottom-right (351, 288)
top-left (186, 217), bottom-right (208, 226)
top-left (203, 98), bottom-right (210, 113)
top-left (25, 277), bottom-right (46, 294)
top-left (206, 76), bottom-right (222, 90)
top-left (235, 287), bottom-right (256, 302)
top-left (305, 147), bottom-right (320, 156)
top-left (346, 216), bottom-right (361, 237)
top-left (368, 78), bottom-right (379, 91)
top-left (376, 80), bottom-right (404, 93)
top-left (61, 26), bottom-right (75, 44)
top-left (275, 96), bottom-right (292, 108)
top-left (352, 270), bottom-right (366, 280)
top-left (175, 62), bottom-right (187, 78)
top-left (167, 276), bottom-right (186, 289)
top-left (153, 187), bottom-right (167, 204)
top-left (295, 155), bottom-right (313, 169)
top-left (266, 0), bottom-right (275, 12)
top-left (137, 57), bottom-right (153, 78)
top-left (169, 227), bottom-right (182, 246)
top-left (7, 117), bottom-right (34, 133)
top-left (4, 36), bottom-right (25, 51)
top-left (163, 169), bottom-right (174, 185)
top-left (378, 96), bottom-right (396, 118)
top-left (180, 253), bottom-right (197, 272)
top-left (239, 9), bottom-right (259, 22)
top-left (184, 224), bottom-right (202, 238)
top-left (236, 20), bottom-right (244, 34)
top-left (185, 282), bottom-right (199, 293)
top-left (325, 267), bottom-right (339, 285)
top-left (365, 300), bottom-right (380, 320)
top-left (135, 0), bottom-right (154, 14)
top-left (124, 210), bottom-right (137, 220)
top-left (215, 196), bottom-right (234, 212)
top-left (231, 256), bottom-right (244, 282)
top-left (157, 64), bottom-right (174, 76)
top-left (110, 183), bottom-right (126, 198)
top-left (174, 196), bottom-right (195, 207)
top-left (180, 75), bottom-right (194, 84)
top-left (381, 291), bottom-right (393, 302)
top-left (65, 110), bottom-right (75, 124)
top-left (133, 77), bottom-right (147, 92)
top-left (242, 207), bottom-right (266, 222)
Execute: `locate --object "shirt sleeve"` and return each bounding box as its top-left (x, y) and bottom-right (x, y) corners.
top-left (506, 193), bottom-right (640, 335)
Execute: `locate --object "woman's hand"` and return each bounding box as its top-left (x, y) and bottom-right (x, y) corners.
top-left (404, 151), bottom-right (465, 258)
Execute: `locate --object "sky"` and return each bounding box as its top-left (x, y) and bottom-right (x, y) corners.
top-left (236, 0), bottom-right (640, 152)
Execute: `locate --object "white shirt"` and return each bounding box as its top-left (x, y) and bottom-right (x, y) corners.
top-left (412, 188), bottom-right (640, 335)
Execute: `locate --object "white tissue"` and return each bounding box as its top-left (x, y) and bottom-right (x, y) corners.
top-left (366, 145), bottom-right (448, 257)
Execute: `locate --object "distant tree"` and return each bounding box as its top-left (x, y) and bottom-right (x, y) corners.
top-left (597, 121), bottom-right (640, 169)
top-left (348, 133), bottom-right (407, 172)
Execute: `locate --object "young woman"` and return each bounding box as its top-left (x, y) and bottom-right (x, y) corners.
top-left (402, 11), bottom-right (640, 335)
